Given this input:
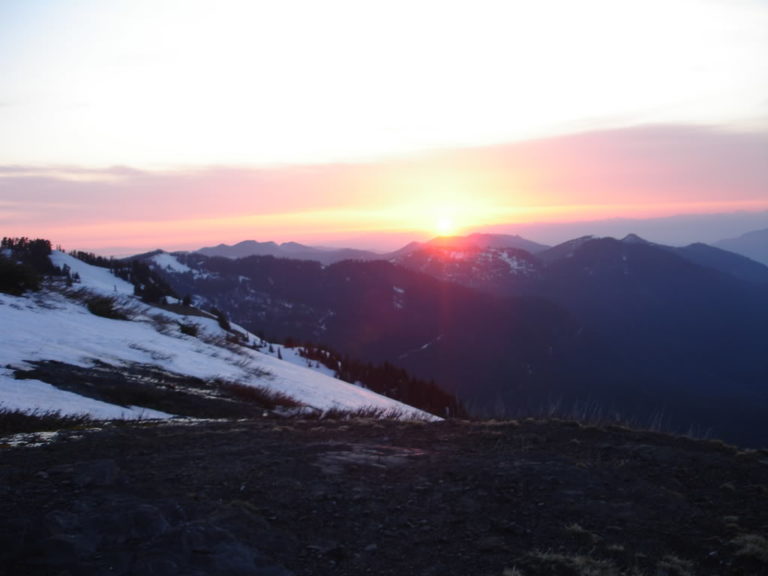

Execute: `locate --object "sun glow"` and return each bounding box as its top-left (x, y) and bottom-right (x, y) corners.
top-left (435, 216), bottom-right (457, 237)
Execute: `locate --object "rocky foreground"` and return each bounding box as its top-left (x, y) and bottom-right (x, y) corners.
top-left (1, 418), bottom-right (767, 576)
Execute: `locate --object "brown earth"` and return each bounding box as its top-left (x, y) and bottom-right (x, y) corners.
top-left (1, 418), bottom-right (768, 575)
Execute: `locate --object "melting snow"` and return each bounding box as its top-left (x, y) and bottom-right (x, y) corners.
top-left (392, 285), bottom-right (406, 310)
top-left (497, 250), bottom-right (532, 274)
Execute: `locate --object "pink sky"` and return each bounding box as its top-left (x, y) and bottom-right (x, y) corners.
top-left (2, 125), bottom-right (767, 255)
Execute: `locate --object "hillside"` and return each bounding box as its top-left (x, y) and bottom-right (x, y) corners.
top-left (0, 251), bottom-right (435, 422)
top-left (1, 418), bottom-right (767, 575)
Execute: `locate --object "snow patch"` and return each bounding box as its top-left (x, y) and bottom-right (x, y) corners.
top-left (497, 250), bottom-right (533, 274)
top-left (50, 251), bottom-right (134, 295)
top-left (151, 252), bottom-right (192, 274)
top-left (0, 376), bottom-right (172, 420)
top-left (392, 285), bottom-right (406, 310)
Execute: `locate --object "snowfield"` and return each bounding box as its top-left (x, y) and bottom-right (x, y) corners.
top-left (151, 251), bottom-right (192, 274)
top-left (0, 252), bottom-right (437, 421)
top-left (50, 251), bottom-right (134, 295)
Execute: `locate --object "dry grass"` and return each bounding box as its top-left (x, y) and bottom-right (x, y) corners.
top-left (0, 408), bottom-right (94, 435)
top-left (526, 551), bottom-right (621, 576)
top-left (656, 555), bottom-right (694, 576)
top-left (310, 405), bottom-right (432, 421)
top-left (215, 381), bottom-right (303, 410)
top-left (732, 533), bottom-right (768, 563)
top-left (565, 522), bottom-right (602, 546)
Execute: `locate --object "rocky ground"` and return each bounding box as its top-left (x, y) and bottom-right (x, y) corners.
top-left (1, 417), bottom-right (767, 576)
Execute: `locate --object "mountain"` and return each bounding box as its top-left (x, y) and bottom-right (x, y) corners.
top-left (530, 237), bottom-right (768, 436)
top-left (197, 240), bottom-right (381, 265)
top-left (386, 234), bottom-right (549, 293)
top-left (143, 243), bottom-right (768, 447)
top-left (427, 233), bottom-right (549, 253)
top-left (391, 242), bottom-right (540, 293)
top-left (714, 228), bottom-right (768, 266)
top-left (395, 233), bottom-right (768, 295)
top-left (669, 241), bottom-right (768, 284)
top-left (0, 249), bottom-right (435, 422)
top-left (607, 234), bottom-right (768, 284)
top-left (144, 250), bottom-right (575, 410)
top-left (195, 233), bottom-right (548, 266)
top-left (389, 233), bottom-right (548, 258)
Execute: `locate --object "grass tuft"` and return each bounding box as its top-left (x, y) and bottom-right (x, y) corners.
top-left (525, 551), bottom-right (620, 576)
top-left (732, 533), bottom-right (768, 563)
top-left (656, 555), bottom-right (694, 576)
top-left (0, 408), bottom-right (94, 435)
top-left (308, 406), bottom-right (431, 421)
top-left (215, 381), bottom-right (303, 410)
top-left (179, 322), bottom-right (199, 337)
top-left (86, 296), bottom-right (129, 320)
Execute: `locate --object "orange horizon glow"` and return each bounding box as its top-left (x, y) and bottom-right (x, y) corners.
top-left (20, 197), bottom-right (768, 257)
top-left (2, 126), bottom-right (767, 255)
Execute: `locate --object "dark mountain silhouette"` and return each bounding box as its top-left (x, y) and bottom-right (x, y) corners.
top-left (604, 234), bottom-right (768, 284)
top-left (197, 240), bottom-right (381, 264)
top-left (714, 227), bottom-right (768, 266)
top-left (196, 233), bottom-right (548, 266)
top-left (395, 233), bottom-right (768, 295)
top-left (668, 241), bottom-right (768, 284)
top-left (145, 237), bottom-right (768, 447)
top-left (420, 233), bottom-right (549, 253)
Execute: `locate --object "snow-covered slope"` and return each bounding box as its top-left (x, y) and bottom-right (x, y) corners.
top-left (0, 252), bottom-right (436, 421)
top-left (150, 251), bottom-right (193, 274)
top-left (51, 251), bottom-right (135, 295)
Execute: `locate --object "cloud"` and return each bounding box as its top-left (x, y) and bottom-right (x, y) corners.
top-left (444, 125), bottom-right (768, 205)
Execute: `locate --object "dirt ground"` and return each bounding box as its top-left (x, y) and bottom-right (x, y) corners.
top-left (1, 417), bottom-right (767, 575)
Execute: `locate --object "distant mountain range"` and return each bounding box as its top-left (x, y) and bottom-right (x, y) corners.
top-left (197, 240), bottom-right (381, 265)
top-left (144, 232), bottom-right (768, 447)
top-left (196, 234), bottom-right (549, 265)
top-left (714, 228), bottom-right (768, 266)
top-left (385, 232), bottom-right (768, 294)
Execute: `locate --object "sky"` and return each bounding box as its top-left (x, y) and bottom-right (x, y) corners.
top-left (1, 0), bottom-right (767, 254)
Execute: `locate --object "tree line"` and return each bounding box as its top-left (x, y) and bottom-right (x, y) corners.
top-left (284, 339), bottom-right (467, 418)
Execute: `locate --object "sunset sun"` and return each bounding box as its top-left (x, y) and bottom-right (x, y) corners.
top-left (435, 216), bottom-right (457, 237)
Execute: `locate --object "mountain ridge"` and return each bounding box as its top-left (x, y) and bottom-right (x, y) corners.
top-left (194, 233), bottom-right (549, 265)
top-left (714, 227), bottom-right (768, 266)
top-left (143, 237), bottom-right (768, 447)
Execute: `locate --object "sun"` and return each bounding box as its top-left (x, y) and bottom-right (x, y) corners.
top-left (434, 215), bottom-right (458, 237)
